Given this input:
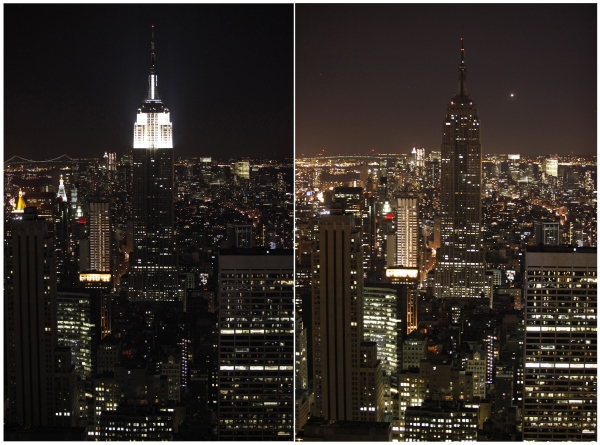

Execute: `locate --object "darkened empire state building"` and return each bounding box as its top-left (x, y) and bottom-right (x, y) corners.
top-left (128, 25), bottom-right (180, 301)
top-left (434, 36), bottom-right (487, 299)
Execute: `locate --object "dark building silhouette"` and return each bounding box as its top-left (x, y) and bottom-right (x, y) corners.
top-left (434, 36), bottom-right (487, 299)
top-left (4, 207), bottom-right (78, 427)
top-left (312, 215), bottom-right (384, 422)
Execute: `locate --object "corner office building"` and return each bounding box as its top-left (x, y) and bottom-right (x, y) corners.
top-left (217, 249), bottom-right (294, 440)
top-left (128, 26), bottom-right (179, 301)
top-left (523, 246), bottom-right (596, 441)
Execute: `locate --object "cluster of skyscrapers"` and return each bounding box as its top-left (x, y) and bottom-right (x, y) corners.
top-left (3, 25), bottom-right (596, 443)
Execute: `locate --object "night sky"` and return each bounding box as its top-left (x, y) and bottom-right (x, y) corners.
top-left (4, 4), bottom-right (293, 161)
top-left (296, 4), bottom-right (597, 158)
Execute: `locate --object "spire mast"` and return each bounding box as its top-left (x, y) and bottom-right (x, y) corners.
top-left (147, 23), bottom-right (160, 102)
top-left (457, 28), bottom-right (468, 98)
top-left (150, 23), bottom-right (156, 72)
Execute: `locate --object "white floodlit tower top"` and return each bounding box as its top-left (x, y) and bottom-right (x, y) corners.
top-left (133, 24), bottom-right (173, 149)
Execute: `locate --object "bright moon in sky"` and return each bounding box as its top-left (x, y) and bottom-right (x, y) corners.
top-left (510, 93), bottom-right (514, 97)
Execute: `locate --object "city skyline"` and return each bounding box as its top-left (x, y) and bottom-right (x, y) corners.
top-left (4, 4), bottom-right (293, 161)
top-left (2, 3), bottom-right (597, 441)
top-left (296, 4), bottom-right (596, 158)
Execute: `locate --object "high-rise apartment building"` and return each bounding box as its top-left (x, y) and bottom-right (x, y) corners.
top-left (128, 26), bottom-right (179, 301)
top-left (312, 215), bottom-right (383, 422)
top-left (217, 249), bottom-right (294, 440)
top-left (434, 36), bottom-right (486, 299)
top-left (523, 246), bottom-right (596, 441)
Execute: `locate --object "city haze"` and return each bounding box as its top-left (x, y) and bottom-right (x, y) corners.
top-left (296, 4), bottom-right (596, 158)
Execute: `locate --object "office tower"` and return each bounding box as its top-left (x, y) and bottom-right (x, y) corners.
top-left (363, 286), bottom-right (398, 422)
top-left (295, 315), bottom-right (310, 433)
top-left (363, 287), bottom-right (398, 376)
top-left (466, 348), bottom-right (487, 399)
top-left (57, 291), bottom-right (96, 423)
top-left (295, 316), bottom-right (309, 390)
top-left (534, 220), bottom-right (560, 246)
top-left (129, 25), bottom-right (179, 301)
top-left (217, 249), bottom-right (294, 440)
top-left (160, 355), bottom-right (181, 402)
top-left (89, 202), bottom-right (111, 274)
top-left (386, 267), bottom-right (419, 336)
top-left (395, 196), bottom-right (419, 269)
top-left (312, 215), bottom-right (383, 422)
top-left (523, 246), bottom-right (597, 441)
top-left (434, 36), bottom-right (486, 299)
top-left (402, 331), bottom-right (427, 370)
top-left (107, 152), bottom-right (117, 172)
top-left (396, 369), bottom-right (425, 440)
top-left (234, 160), bottom-right (250, 179)
top-left (96, 336), bottom-right (121, 376)
top-left (98, 406), bottom-right (176, 441)
top-left (56, 291), bottom-right (93, 380)
top-left (226, 223), bottom-right (253, 248)
top-left (53, 193), bottom-right (71, 285)
top-left (404, 402), bottom-right (478, 441)
top-left (359, 342), bottom-right (385, 422)
top-left (4, 208), bottom-right (77, 426)
top-left (544, 158), bottom-right (558, 177)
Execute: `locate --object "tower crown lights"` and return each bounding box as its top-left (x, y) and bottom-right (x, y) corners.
top-left (134, 24), bottom-right (172, 149)
top-left (57, 176), bottom-right (68, 202)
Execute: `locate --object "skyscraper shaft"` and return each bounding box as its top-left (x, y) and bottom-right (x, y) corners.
top-left (435, 36), bottom-right (486, 298)
top-left (129, 25), bottom-right (178, 301)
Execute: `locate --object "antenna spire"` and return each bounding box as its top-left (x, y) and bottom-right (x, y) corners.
top-left (457, 28), bottom-right (468, 98)
top-left (150, 24), bottom-right (156, 72)
top-left (146, 24), bottom-right (160, 102)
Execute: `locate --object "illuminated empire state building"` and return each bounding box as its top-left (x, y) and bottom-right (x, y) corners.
top-left (129, 25), bottom-right (179, 301)
top-left (434, 36), bottom-right (486, 299)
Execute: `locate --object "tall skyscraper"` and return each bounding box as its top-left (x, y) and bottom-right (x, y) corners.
top-left (89, 202), bottom-right (111, 274)
top-left (434, 36), bottom-right (486, 299)
top-left (312, 215), bottom-right (383, 422)
top-left (217, 249), bottom-right (294, 439)
top-left (128, 25), bottom-right (179, 301)
top-left (4, 208), bottom-right (78, 426)
top-left (395, 195), bottom-right (419, 269)
top-left (523, 246), bottom-right (596, 441)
